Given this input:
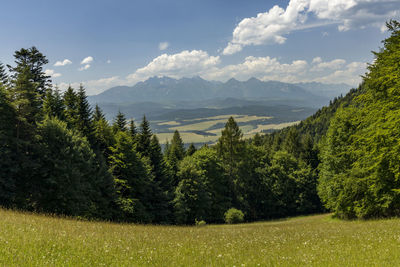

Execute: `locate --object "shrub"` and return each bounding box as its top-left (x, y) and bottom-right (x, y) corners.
top-left (195, 219), bottom-right (207, 226)
top-left (224, 208), bottom-right (244, 224)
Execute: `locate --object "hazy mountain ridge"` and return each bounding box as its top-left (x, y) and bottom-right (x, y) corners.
top-left (89, 76), bottom-right (351, 106)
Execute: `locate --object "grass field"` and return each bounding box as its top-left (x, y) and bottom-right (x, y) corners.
top-left (1, 210), bottom-right (400, 266)
top-left (153, 114), bottom-right (297, 144)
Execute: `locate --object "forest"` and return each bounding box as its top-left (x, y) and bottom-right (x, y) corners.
top-left (0, 20), bottom-right (400, 224)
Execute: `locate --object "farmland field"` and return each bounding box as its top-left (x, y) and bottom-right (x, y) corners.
top-left (152, 114), bottom-right (299, 144)
top-left (1, 209), bottom-right (400, 266)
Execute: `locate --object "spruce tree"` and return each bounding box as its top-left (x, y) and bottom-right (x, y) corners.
top-left (112, 111), bottom-right (127, 133)
top-left (63, 86), bottom-right (79, 129)
top-left (137, 115), bottom-right (152, 157)
top-left (0, 85), bottom-right (17, 206)
top-left (76, 85), bottom-right (94, 143)
top-left (186, 143), bottom-right (196, 156)
top-left (169, 130), bottom-right (185, 160)
top-left (93, 104), bottom-right (106, 122)
top-left (43, 87), bottom-right (64, 119)
top-left (0, 62), bottom-right (8, 86)
top-left (8, 47), bottom-right (51, 100)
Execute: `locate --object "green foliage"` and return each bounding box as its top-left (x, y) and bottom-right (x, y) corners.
top-left (43, 87), bottom-right (65, 119)
top-left (112, 111), bottom-right (127, 133)
top-left (109, 131), bottom-right (152, 222)
top-left (174, 156), bottom-right (211, 224)
top-left (0, 85), bottom-right (17, 206)
top-left (8, 47), bottom-right (51, 100)
top-left (34, 117), bottom-right (114, 218)
top-left (224, 208), bottom-right (244, 224)
top-left (0, 62), bottom-right (8, 86)
top-left (319, 21), bottom-right (400, 219)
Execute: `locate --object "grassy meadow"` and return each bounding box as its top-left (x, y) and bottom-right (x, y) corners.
top-left (1, 209), bottom-right (400, 266)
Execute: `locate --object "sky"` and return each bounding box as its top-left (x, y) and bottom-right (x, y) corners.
top-left (1, 0), bottom-right (399, 95)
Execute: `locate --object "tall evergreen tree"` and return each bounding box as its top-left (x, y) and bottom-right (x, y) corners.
top-left (0, 62), bottom-right (8, 86)
top-left (0, 85), bottom-right (17, 206)
top-left (109, 132), bottom-right (152, 222)
top-left (93, 104), bottom-right (106, 122)
top-left (8, 47), bottom-right (51, 100)
top-left (216, 117), bottom-right (245, 207)
top-left (186, 143), bottom-right (197, 156)
top-left (76, 85), bottom-right (94, 143)
top-left (63, 86), bottom-right (79, 129)
top-left (137, 115), bottom-right (152, 157)
top-left (43, 87), bottom-right (64, 119)
top-left (112, 111), bottom-right (127, 133)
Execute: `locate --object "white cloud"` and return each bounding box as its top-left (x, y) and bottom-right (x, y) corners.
top-left (79, 64), bottom-right (91, 71)
top-left (223, 0), bottom-right (400, 54)
top-left (107, 59), bottom-right (111, 64)
top-left (44, 69), bottom-right (62, 78)
top-left (58, 76), bottom-right (122, 95)
top-left (54, 59), bottom-right (72, 67)
top-left (311, 58), bottom-right (346, 71)
top-left (81, 56), bottom-right (93, 65)
top-left (312, 57), bottom-right (322, 64)
top-left (127, 50), bottom-right (220, 83)
top-left (158, 42), bottom-right (169, 51)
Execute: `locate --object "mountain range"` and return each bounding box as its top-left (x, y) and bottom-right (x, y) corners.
top-left (88, 76), bottom-right (352, 121)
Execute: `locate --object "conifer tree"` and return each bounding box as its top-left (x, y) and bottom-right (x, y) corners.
top-left (112, 111), bottom-right (127, 133)
top-left (63, 86), bottom-right (79, 128)
top-left (129, 119), bottom-right (137, 140)
top-left (0, 85), bottom-right (17, 206)
top-left (169, 130), bottom-right (185, 160)
top-left (0, 62), bottom-right (8, 86)
top-left (43, 87), bottom-right (64, 119)
top-left (137, 115), bottom-right (152, 157)
top-left (93, 104), bottom-right (106, 122)
top-left (76, 85), bottom-right (94, 143)
top-left (186, 143), bottom-right (197, 156)
top-left (8, 47), bottom-right (51, 100)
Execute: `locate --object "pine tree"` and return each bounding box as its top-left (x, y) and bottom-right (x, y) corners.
top-left (43, 87), bottom-right (64, 119)
top-left (109, 132), bottom-right (152, 222)
top-left (8, 47), bottom-right (51, 100)
top-left (216, 117), bottom-right (245, 207)
top-left (129, 119), bottom-right (137, 140)
top-left (63, 86), bottom-right (79, 129)
top-left (0, 62), bottom-right (8, 86)
top-left (93, 104), bottom-right (106, 122)
top-left (137, 115), bottom-right (152, 157)
top-left (76, 85), bottom-right (94, 144)
top-left (148, 135), bottom-right (173, 223)
top-left (0, 85), bottom-right (17, 206)
top-left (169, 130), bottom-right (185, 160)
top-left (112, 111), bottom-right (127, 133)
top-left (186, 143), bottom-right (197, 156)
top-left (10, 66), bottom-right (41, 141)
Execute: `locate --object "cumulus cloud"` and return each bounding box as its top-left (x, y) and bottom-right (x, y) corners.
top-left (223, 0), bottom-right (400, 54)
top-left (79, 64), bottom-right (91, 71)
top-left (158, 42), bottom-right (169, 51)
top-left (44, 69), bottom-right (61, 78)
top-left (58, 76), bottom-right (122, 95)
top-left (311, 58), bottom-right (346, 71)
top-left (54, 59), bottom-right (72, 67)
top-left (81, 56), bottom-right (93, 65)
top-left (127, 50), bottom-right (220, 83)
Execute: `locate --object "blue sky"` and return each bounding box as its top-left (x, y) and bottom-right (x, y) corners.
top-left (1, 0), bottom-right (399, 95)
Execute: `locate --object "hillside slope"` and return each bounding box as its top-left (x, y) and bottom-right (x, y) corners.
top-left (1, 209), bottom-right (400, 266)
